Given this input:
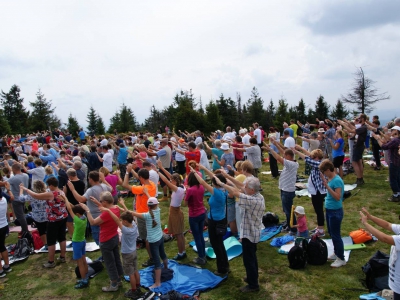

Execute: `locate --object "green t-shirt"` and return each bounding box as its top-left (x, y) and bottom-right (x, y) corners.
top-left (73, 215), bottom-right (87, 242)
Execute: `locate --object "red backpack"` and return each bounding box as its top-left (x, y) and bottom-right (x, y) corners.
top-left (31, 230), bottom-right (44, 250)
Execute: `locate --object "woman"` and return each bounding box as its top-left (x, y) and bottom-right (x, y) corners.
top-left (19, 180), bottom-right (49, 247)
top-left (214, 143), bottom-right (234, 172)
top-left (99, 167), bottom-right (121, 204)
top-left (329, 130), bottom-right (345, 178)
top-left (22, 177), bottom-right (68, 268)
top-left (190, 165), bottom-right (229, 276)
top-left (0, 181), bottom-right (13, 277)
top-left (232, 136), bottom-right (244, 162)
top-left (293, 147), bottom-right (327, 237)
top-left (319, 159), bottom-right (346, 268)
top-left (267, 128), bottom-right (279, 178)
top-left (360, 208), bottom-right (400, 299)
top-left (80, 191), bottom-right (123, 292)
top-left (184, 172), bottom-right (207, 265)
top-left (156, 161), bottom-right (186, 260)
top-left (43, 165), bottom-right (57, 185)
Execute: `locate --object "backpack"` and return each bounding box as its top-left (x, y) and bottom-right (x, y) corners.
top-left (362, 251), bottom-right (390, 292)
top-left (18, 231), bottom-right (34, 249)
top-left (75, 260), bottom-right (104, 279)
top-left (262, 212), bottom-right (280, 228)
top-left (350, 228), bottom-right (373, 244)
top-left (307, 235), bottom-right (328, 265)
top-left (31, 230), bottom-right (44, 250)
top-left (288, 238), bottom-right (308, 269)
top-left (13, 238), bottom-right (33, 259)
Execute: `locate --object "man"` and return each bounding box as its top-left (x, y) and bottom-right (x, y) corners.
top-left (233, 138), bottom-right (261, 177)
top-left (142, 161), bottom-right (159, 189)
top-left (214, 176), bottom-right (265, 293)
top-left (175, 142), bottom-right (201, 175)
top-left (265, 142), bottom-right (298, 235)
top-left (99, 135), bottom-right (108, 146)
top-left (222, 126), bottom-right (236, 142)
top-left (67, 171), bottom-right (112, 245)
top-left (289, 119), bottom-right (298, 138)
top-left (142, 135), bottom-right (151, 149)
top-left (122, 166), bottom-right (157, 267)
top-left (77, 128), bottom-right (86, 142)
top-left (96, 145), bottom-right (113, 172)
top-left (113, 142), bottom-right (128, 178)
top-left (324, 121), bottom-right (336, 162)
top-left (204, 140), bottom-right (224, 172)
top-left (339, 114), bottom-right (368, 186)
top-left (194, 131), bottom-right (203, 145)
top-left (283, 123), bottom-right (294, 138)
top-left (283, 130), bottom-right (295, 149)
top-left (241, 129), bottom-right (251, 159)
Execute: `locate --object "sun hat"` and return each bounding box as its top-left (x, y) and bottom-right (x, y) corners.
top-left (317, 128), bottom-right (325, 133)
top-left (221, 143), bottom-right (230, 150)
top-left (179, 138), bottom-right (185, 143)
top-left (294, 206), bottom-right (305, 215)
top-left (391, 126), bottom-right (400, 131)
top-left (147, 197), bottom-right (159, 205)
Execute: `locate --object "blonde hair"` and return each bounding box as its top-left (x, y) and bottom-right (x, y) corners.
top-left (310, 149), bottom-right (324, 160)
top-left (99, 166), bottom-right (110, 177)
top-left (33, 180), bottom-right (46, 193)
top-left (235, 161), bottom-right (243, 171)
top-left (100, 191), bottom-right (114, 204)
top-left (44, 165), bottom-right (53, 175)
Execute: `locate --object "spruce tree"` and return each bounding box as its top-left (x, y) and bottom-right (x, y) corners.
top-left (0, 85), bottom-right (29, 134)
top-left (86, 106), bottom-right (98, 134)
top-left (29, 89), bottom-right (60, 132)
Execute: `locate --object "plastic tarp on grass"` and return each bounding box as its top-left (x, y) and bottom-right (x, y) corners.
top-left (127, 260), bottom-right (225, 295)
top-left (34, 241), bottom-right (100, 253)
top-left (295, 184), bottom-right (358, 197)
top-left (260, 225), bottom-right (282, 242)
top-left (193, 237), bottom-right (242, 260)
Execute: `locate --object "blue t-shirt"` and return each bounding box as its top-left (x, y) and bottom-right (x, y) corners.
top-left (286, 128), bottom-right (294, 137)
top-left (332, 138), bottom-right (345, 158)
top-left (27, 162), bottom-right (36, 179)
top-left (208, 188), bottom-right (227, 221)
top-left (143, 208), bottom-right (163, 243)
top-left (121, 222), bottom-right (139, 254)
top-left (117, 147), bottom-right (128, 164)
top-left (325, 175), bottom-right (344, 210)
top-left (211, 148), bottom-right (224, 171)
top-left (221, 152), bottom-right (234, 171)
top-left (79, 131), bottom-right (86, 140)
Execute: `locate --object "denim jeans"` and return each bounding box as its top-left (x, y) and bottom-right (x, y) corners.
top-left (326, 208), bottom-right (344, 260)
top-left (242, 238), bottom-right (259, 289)
top-left (189, 213), bottom-right (206, 259)
top-left (389, 163), bottom-right (400, 194)
top-left (149, 236), bottom-right (167, 270)
top-left (100, 234), bottom-right (124, 282)
top-left (12, 201), bottom-right (28, 232)
top-left (208, 219), bottom-right (229, 273)
top-left (91, 225), bottom-right (100, 245)
top-left (280, 190), bottom-right (297, 233)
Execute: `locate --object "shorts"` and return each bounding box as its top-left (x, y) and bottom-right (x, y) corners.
top-left (227, 203), bottom-right (236, 223)
top-left (159, 168), bottom-right (169, 188)
top-left (333, 156), bottom-right (344, 168)
top-left (137, 218), bottom-right (147, 240)
top-left (298, 231), bottom-right (309, 238)
top-left (35, 221), bottom-right (48, 236)
top-left (352, 146), bottom-right (364, 162)
top-left (122, 251), bottom-right (138, 275)
top-left (176, 160), bottom-right (186, 176)
top-left (72, 240), bottom-right (86, 260)
top-left (47, 218), bottom-right (67, 246)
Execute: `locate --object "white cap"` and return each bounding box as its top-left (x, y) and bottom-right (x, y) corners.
top-left (391, 126), bottom-right (400, 131)
top-left (147, 197), bottom-right (159, 205)
top-left (221, 143), bottom-right (230, 150)
top-left (294, 206), bottom-right (305, 215)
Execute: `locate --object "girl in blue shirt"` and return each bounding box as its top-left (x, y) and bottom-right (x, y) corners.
top-left (329, 130), bottom-right (345, 178)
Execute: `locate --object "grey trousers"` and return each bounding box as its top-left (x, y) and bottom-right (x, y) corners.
top-left (100, 234), bottom-right (124, 282)
top-left (12, 201), bottom-right (28, 232)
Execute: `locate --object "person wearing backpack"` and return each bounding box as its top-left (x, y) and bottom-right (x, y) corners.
top-left (319, 159), bottom-right (346, 268)
top-left (360, 208), bottom-right (400, 299)
top-left (0, 182), bottom-right (13, 277)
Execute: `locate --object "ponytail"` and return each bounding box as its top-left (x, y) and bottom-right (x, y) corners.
top-left (148, 204), bottom-right (158, 228)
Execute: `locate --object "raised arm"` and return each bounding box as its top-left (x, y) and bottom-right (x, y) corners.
top-left (22, 186), bottom-right (54, 200)
top-left (122, 164), bottom-right (134, 190)
top-left (191, 166), bottom-right (213, 194)
top-left (66, 180), bottom-right (87, 203)
top-left (360, 210), bottom-right (394, 246)
top-left (214, 175), bottom-right (240, 197)
top-left (264, 143), bottom-right (284, 164)
top-left (99, 206), bottom-right (123, 229)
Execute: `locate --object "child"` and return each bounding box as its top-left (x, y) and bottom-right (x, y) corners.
top-left (101, 199), bottom-right (143, 299)
top-left (292, 206), bottom-right (309, 238)
top-left (64, 196), bottom-right (89, 289)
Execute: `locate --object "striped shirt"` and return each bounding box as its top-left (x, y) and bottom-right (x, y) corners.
top-left (305, 157), bottom-right (327, 195)
top-left (278, 159), bottom-right (299, 192)
top-left (238, 192), bottom-right (265, 243)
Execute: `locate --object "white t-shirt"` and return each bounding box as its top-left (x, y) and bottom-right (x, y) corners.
top-left (102, 152), bottom-right (113, 171)
top-left (222, 132), bottom-right (236, 142)
top-left (284, 136), bottom-right (296, 149)
top-left (389, 224), bottom-right (400, 293)
top-left (170, 186), bottom-right (185, 207)
top-left (254, 128), bottom-right (262, 144)
top-left (100, 139), bottom-right (108, 146)
top-left (279, 159), bottom-right (299, 192)
top-left (195, 136), bottom-right (203, 145)
top-left (149, 169), bottom-right (159, 190)
top-left (27, 166), bottom-right (46, 183)
top-left (199, 149), bottom-right (210, 170)
top-left (0, 197), bottom-right (7, 228)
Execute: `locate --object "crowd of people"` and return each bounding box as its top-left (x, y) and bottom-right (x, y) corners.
top-left (0, 115), bottom-right (400, 298)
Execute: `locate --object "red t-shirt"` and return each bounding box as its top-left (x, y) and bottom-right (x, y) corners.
top-left (99, 206), bottom-right (120, 243)
top-left (232, 143), bottom-right (244, 161)
top-left (184, 150), bottom-right (201, 174)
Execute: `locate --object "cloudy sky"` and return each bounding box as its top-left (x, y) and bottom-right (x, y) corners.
top-left (1, 0), bottom-right (400, 129)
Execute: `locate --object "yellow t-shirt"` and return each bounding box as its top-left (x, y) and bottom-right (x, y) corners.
top-left (289, 124), bottom-right (298, 137)
top-left (235, 174), bottom-right (247, 202)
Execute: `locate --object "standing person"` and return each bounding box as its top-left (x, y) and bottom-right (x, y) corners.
top-left (292, 206), bottom-right (309, 238)
top-left (113, 142), bottom-right (128, 178)
top-left (99, 167), bottom-right (121, 204)
top-left (174, 139), bottom-right (187, 177)
top-left (175, 142), bottom-right (201, 175)
top-left (253, 123), bottom-right (263, 163)
top-left (96, 146), bottom-right (113, 172)
top-left (292, 147), bottom-right (327, 237)
top-left (325, 121), bottom-right (336, 162)
top-left (22, 177), bottom-right (68, 268)
top-left (369, 119), bottom-right (382, 170)
top-left (204, 140), bottom-right (224, 172)
top-left (184, 172), bottom-right (207, 265)
top-left (267, 128), bottom-right (279, 178)
top-left (100, 200), bottom-right (143, 299)
top-left (156, 161), bottom-right (187, 260)
top-left (197, 143), bottom-right (210, 179)
top-left (232, 135), bottom-right (244, 162)
top-left (329, 130), bottom-right (345, 178)
top-left (213, 143), bottom-right (234, 172)
top-left (319, 159), bottom-right (346, 268)
top-left (0, 182), bottom-right (13, 277)
top-left (214, 176), bottom-right (265, 293)
top-left (233, 138), bottom-right (261, 177)
top-left (360, 208), bottom-right (400, 299)
top-left (81, 192), bottom-right (124, 292)
top-left (263, 142), bottom-right (298, 235)
top-left (190, 166), bottom-right (229, 276)
top-left (289, 119), bottom-right (298, 138)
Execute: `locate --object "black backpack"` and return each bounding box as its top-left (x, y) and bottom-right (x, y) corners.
top-left (262, 212), bottom-right (279, 228)
top-left (362, 250), bottom-right (390, 292)
top-left (75, 260), bottom-right (104, 279)
top-left (18, 231), bottom-right (34, 249)
top-left (307, 236), bottom-right (328, 265)
top-left (13, 238), bottom-right (33, 259)
top-left (288, 238), bottom-right (308, 269)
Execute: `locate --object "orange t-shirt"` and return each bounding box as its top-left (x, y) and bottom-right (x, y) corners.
top-left (131, 181), bottom-right (157, 213)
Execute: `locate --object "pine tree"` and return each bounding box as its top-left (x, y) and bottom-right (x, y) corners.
top-left (0, 109), bottom-right (11, 134)
top-left (314, 95), bottom-right (330, 120)
top-left (265, 99), bottom-right (275, 129)
top-left (296, 99), bottom-right (307, 122)
top-left (0, 85), bottom-right (29, 134)
top-left (246, 87), bottom-right (265, 125)
top-left (275, 98), bottom-right (289, 131)
top-left (96, 114), bottom-right (106, 135)
top-left (108, 103), bottom-right (137, 133)
top-left (237, 92), bottom-right (244, 125)
top-left (330, 99), bottom-right (350, 120)
top-left (86, 106), bottom-right (98, 134)
top-left (205, 101), bottom-right (223, 134)
top-left (29, 89), bottom-right (60, 132)
top-left (66, 113), bottom-right (80, 135)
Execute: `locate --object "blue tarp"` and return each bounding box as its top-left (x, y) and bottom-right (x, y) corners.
top-left (126, 260), bottom-right (225, 296)
top-left (259, 225), bottom-right (282, 242)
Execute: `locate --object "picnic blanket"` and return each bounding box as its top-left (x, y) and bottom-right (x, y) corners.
top-left (260, 225), bottom-right (282, 242)
top-left (9, 225), bottom-right (36, 233)
top-left (193, 237), bottom-right (242, 261)
top-left (34, 241), bottom-right (100, 253)
top-left (127, 260), bottom-right (225, 295)
top-left (295, 184), bottom-right (358, 197)
top-left (278, 236), bottom-right (353, 262)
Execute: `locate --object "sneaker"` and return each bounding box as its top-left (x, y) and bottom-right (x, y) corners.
top-left (328, 254), bottom-right (337, 261)
top-left (281, 226), bottom-right (290, 233)
top-left (124, 288), bottom-right (143, 299)
top-left (193, 257), bottom-right (207, 265)
top-left (2, 265), bottom-right (12, 273)
top-left (240, 285), bottom-right (260, 293)
top-left (74, 279), bottom-right (89, 289)
top-left (142, 258), bottom-right (155, 267)
top-left (0, 271), bottom-right (6, 278)
top-left (331, 258), bottom-right (346, 268)
top-left (158, 196), bottom-right (169, 202)
top-left (102, 283), bottom-right (119, 292)
top-left (117, 279), bottom-right (123, 287)
top-left (43, 261), bottom-right (56, 268)
top-left (173, 253), bottom-right (187, 260)
top-left (214, 270), bottom-right (229, 277)
top-left (313, 230), bottom-right (325, 237)
top-left (57, 257), bottom-right (66, 263)
top-left (356, 179), bottom-right (365, 186)
top-left (43, 244), bottom-right (48, 251)
top-left (67, 242), bottom-right (73, 249)
top-left (388, 195), bottom-right (400, 202)
top-left (309, 228), bottom-right (318, 234)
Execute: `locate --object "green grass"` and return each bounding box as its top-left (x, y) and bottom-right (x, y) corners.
top-left (0, 159), bottom-right (397, 300)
